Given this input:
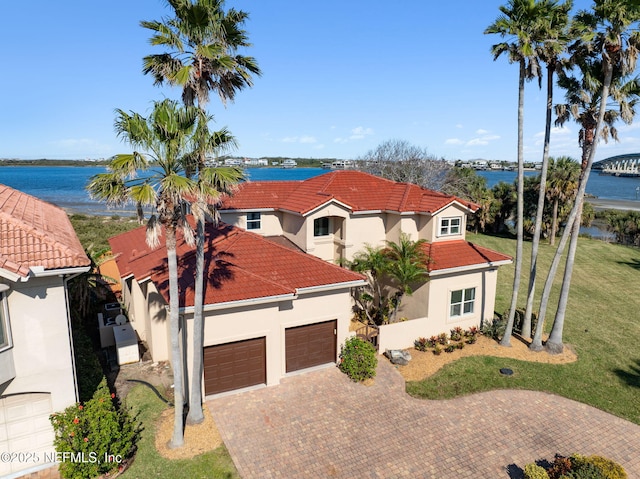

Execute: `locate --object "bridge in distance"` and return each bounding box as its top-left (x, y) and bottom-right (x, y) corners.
top-left (592, 153), bottom-right (640, 177)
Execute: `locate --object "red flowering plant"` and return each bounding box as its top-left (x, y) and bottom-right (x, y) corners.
top-left (338, 336), bottom-right (377, 382)
top-left (49, 378), bottom-right (138, 479)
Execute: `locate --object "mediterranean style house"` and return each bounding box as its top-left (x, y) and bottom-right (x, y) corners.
top-left (0, 184), bottom-right (90, 478)
top-left (108, 170), bottom-right (511, 398)
top-left (218, 170), bottom-right (512, 350)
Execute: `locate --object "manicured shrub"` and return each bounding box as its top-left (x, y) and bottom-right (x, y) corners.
top-left (339, 336), bottom-right (377, 382)
top-left (414, 337), bottom-right (429, 352)
top-left (480, 316), bottom-right (506, 340)
top-left (524, 463), bottom-right (550, 479)
top-left (50, 378), bottom-right (138, 479)
top-left (444, 344), bottom-right (456, 353)
top-left (450, 326), bottom-right (463, 341)
top-left (575, 455), bottom-right (627, 479)
top-left (432, 345), bottom-right (443, 355)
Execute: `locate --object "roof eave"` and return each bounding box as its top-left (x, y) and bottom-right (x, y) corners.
top-left (428, 259), bottom-right (512, 277)
top-left (296, 279), bottom-right (367, 294)
top-left (179, 292), bottom-right (296, 314)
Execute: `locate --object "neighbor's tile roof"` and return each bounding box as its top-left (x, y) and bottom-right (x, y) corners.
top-left (423, 240), bottom-right (512, 272)
top-left (0, 184), bottom-right (90, 277)
top-left (219, 170), bottom-right (478, 215)
top-left (109, 221), bottom-right (365, 307)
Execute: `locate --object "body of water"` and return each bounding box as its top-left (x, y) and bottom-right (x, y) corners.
top-left (0, 165), bottom-right (638, 216)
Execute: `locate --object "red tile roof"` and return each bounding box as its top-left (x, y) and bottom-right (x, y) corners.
top-left (219, 170), bottom-right (478, 215)
top-left (109, 221), bottom-right (365, 308)
top-left (423, 240), bottom-right (512, 273)
top-left (0, 184), bottom-right (90, 277)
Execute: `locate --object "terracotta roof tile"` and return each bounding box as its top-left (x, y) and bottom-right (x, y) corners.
top-left (0, 184), bottom-right (90, 277)
top-left (423, 240), bottom-right (512, 272)
top-left (219, 170), bottom-right (479, 215)
top-left (109, 221), bottom-right (365, 307)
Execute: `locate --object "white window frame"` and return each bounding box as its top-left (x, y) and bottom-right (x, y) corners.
top-left (439, 216), bottom-right (462, 237)
top-left (0, 292), bottom-right (12, 352)
top-left (246, 212), bottom-right (261, 230)
top-left (449, 287), bottom-right (476, 318)
top-left (313, 217), bottom-right (330, 237)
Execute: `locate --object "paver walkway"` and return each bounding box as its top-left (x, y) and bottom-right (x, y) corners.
top-left (208, 360), bottom-right (640, 478)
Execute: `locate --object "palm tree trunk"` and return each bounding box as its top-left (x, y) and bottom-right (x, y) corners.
top-left (166, 227), bottom-right (185, 448)
top-left (550, 199), bottom-right (559, 245)
top-left (523, 63), bottom-right (554, 339)
top-left (501, 59), bottom-right (526, 347)
top-left (534, 60), bottom-right (614, 353)
top-left (187, 214), bottom-right (205, 424)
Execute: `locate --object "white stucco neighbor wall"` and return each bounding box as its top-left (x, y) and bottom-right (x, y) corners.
top-left (4, 277), bottom-right (76, 412)
top-left (219, 211), bottom-right (283, 236)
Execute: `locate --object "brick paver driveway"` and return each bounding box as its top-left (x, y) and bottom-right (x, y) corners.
top-left (207, 360), bottom-right (640, 478)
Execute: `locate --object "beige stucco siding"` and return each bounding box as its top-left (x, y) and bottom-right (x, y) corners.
top-left (3, 277), bottom-right (76, 412)
top-left (219, 211), bottom-right (283, 236)
top-left (282, 212), bottom-right (307, 252)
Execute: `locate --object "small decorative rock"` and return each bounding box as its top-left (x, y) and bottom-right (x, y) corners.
top-left (385, 349), bottom-right (412, 366)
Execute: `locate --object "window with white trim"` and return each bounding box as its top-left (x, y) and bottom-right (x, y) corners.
top-left (440, 216), bottom-right (462, 236)
top-left (0, 293), bottom-right (10, 350)
top-left (246, 212), bottom-right (261, 230)
top-left (450, 287), bottom-right (475, 317)
top-left (314, 217), bottom-right (330, 237)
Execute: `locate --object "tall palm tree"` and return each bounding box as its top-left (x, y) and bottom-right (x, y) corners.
top-left (545, 156), bottom-right (580, 244)
top-left (87, 99), bottom-right (199, 448)
top-left (533, 1), bottom-right (640, 353)
top-left (521, 0), bottom-right (573, 339)
top-left (142, 0), bottom-right (260, 424)
top-left (485, 0), bottom-right (544, 347)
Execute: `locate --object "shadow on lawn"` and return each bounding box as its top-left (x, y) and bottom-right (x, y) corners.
top-left (613, 359), bottom-right (640, 389)
top-left (617, 258), bottom-right (640, 270)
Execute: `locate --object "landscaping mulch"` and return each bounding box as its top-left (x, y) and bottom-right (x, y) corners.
top-left (396, 335), bottom-right (577, 382)
top-left (155, 406), bottom-right (222, 460)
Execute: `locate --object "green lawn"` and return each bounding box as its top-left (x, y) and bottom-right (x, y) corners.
top-left (69, 214), bottom-right (140, 251)
top-left (122, 385), bottom-right (239, 479)
top-left (407, 233), bottom-right (640, 424)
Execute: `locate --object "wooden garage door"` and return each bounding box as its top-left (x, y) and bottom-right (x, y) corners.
top-left (285, 320), bottom-right (337, 373)
top-left (203, 337), bottom-right (266, 395)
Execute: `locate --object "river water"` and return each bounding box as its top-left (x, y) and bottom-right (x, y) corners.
top-left (0, 166), bottom-right (638, 218)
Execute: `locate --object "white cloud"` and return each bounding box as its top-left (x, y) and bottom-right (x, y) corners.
top-left (476, 129), bottom-right (490, 135)
top-left (281, 135), bottom-right (318, 144)
top-left (467, 138), bottom-right (489, 146)
top-left (349, 126), bottom-right (374, 140)
top-left (334, 137), bottom-right (348, 144)
top-left (445, 138), bottom-right (464, 145)
top-left (456, 124), bottom-right (464, 129)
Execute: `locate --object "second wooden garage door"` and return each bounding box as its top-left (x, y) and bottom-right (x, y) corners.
top-left (285, 320), bottom-right (337, 373)
top-left (203, 337), bottom-right (266, 395)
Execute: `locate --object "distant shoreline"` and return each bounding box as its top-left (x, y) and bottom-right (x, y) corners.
top-left (587, 198), bottom-right (640, 212)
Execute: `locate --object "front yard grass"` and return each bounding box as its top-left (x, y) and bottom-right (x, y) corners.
top-left (406, 233), bottom-right (640, 424)
top-left (122, 385), bottom-right (238, 479)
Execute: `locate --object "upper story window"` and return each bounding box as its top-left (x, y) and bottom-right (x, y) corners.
top-left (450, 287), bottom-right (475, 318)
top-left (439, 216), bottom-right (462, 236)
top-left (246, 212), bottom-right (261, 230)
top-left (0, 292), bottom-right (11, 351)
top-left (314, 217), bottom-right (330, 237)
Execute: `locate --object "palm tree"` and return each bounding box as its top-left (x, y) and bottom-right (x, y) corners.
top-left (349, 245), bottom-right (393, 325)
top-left (142, 0), bottom-right (260, 424)
top-left (87, 99), bottom-right (199, 448)
top-left (533, 1), bottom-right (640, 353)
top-left (382, 234), bottom-right (429, 323)
top-left (485, 0), bottom-right (544, 347)
top-left (521, 0), bottom-right (573, 339)
top-left (545, 156), bottom-right (580, 244)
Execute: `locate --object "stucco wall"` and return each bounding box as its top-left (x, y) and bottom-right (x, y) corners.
top-left (219, 211), bottom-right (283, 236)
top-left (428, 205), bottom-right (468, 243)
top-left (378, 268), bottom-right (499, 351)
top-left (4, 276), bottom-right (76, 412)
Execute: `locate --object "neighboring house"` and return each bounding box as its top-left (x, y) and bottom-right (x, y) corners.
top-left (0, 185), bottom-right (90, 478)
top-left (109, 223), bottom-right (365, 398)
top-left (218, 170), bottom-right (512, 348)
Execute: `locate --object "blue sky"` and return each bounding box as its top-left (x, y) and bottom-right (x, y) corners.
top-left (1, 0), bottom-right (638, 163)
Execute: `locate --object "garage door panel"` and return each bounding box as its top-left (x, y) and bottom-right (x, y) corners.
top-left (285, 320), bottom-right (336, 373)
top-left (204, 337), bottom-right (266, 395)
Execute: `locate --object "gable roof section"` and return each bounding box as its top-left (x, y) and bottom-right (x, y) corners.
top-left (109, 221), bottom-right (365, 308)
top-left (0, 184), bottom-right (90, 277)
top-left (219, 170), bottom-right (478, 216)
top-left (423, 240), bottom-right (512, 274)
